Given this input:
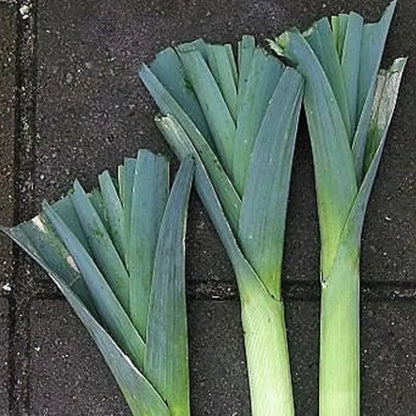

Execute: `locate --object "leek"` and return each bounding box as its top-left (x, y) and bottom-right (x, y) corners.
top-left (270, 2), bottom-right (406, 414)
top-left (2, 150), bottom-right (194, 416)
top-left (139, 37), bottom-right (303, 415)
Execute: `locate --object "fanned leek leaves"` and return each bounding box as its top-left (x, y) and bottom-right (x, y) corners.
top-left (2, 151), bottom-right (194, 416)
top-left (140, 37), bottom-right (303, 416)
top-left (270, 1), bottom-right (406, 415)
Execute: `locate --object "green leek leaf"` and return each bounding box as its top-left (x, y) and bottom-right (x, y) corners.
top-left (98, 170), bottom-right (125, 258)
top-left (128, 150), bottom-right (169, 338)
top-left (2, 153), bottom-right (194, 416)
top-left (340, 13), bottom-right (364, 131)
top-left (233, 49), bottom-right (283, 194)
top-left (139, 63), bottom-right (241, 232)
top-left (145, 157), bottom-right (193, 416)
top-left (206, 44), bottom-right (238, 120)
top-left (150, 47), bottom-right (213, 145)
top-left (71, 180), bottom-right (130, 310)
top-left (239, 68), bottom-right (303, 298)
top-left (43, 199), bottom-right (146, 370)
top-left (177, 44), bottom-right (236, 176)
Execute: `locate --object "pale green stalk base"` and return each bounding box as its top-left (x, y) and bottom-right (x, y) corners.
top-left (238, 272), bottom-right (295, 416)
top-left (320, 250), bottom-right (360, 416)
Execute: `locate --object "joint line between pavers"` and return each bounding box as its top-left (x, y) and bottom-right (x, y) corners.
top-left (10, 1), bottom-right (39, 415)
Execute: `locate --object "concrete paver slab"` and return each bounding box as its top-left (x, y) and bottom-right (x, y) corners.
top-left (29, 297), bottom-right (416, 414)
top-left (0, 2), bottom-right (16, 291)
top-left (0, 298), bottom-right (9, 414)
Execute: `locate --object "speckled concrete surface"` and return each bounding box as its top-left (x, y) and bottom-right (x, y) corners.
top-left (0, 2), bottom-right (16, 292)
top-left (0, 0), bottom-right (415, 415)
top-left (0, 4), bottom-right (15, 412)
top-left (0, 298), bottom-right (10, 414)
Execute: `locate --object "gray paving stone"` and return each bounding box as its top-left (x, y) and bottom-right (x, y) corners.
top-left (188, 301), bottom-right (249, 415)
top-left (28, 296), bottom-right (416, 415)
top-left (29, 300), bottom-right (130, 416)
top-left (0, 2), bottom-right (16, 291)
top-left (34, 0), bottom-right (415, 286)
top-left (28, 298), bottom-right (318, 415)
top-left (29, 299), bottom-right (250, 415)
top-left (362, 301), bottom-right (416, 415)
top-left (286, 301), bottom-right (319, 415)
top-left (289, 299), bottom-right (416, 416)
top-left (0, 298), bottom-right (10, 414)
top-left (290, 300), bottom-right (416, 416)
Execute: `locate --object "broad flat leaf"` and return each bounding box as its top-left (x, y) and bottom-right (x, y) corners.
top-left (237, 35), bottom-right (256, 105)
top-left (340, 13), bottom-right (363, 131)
top-left (71, 180), bottom-right (130, 310)
top-left (177, 44), bottom-right (236, 176)
top-left (305, 17), bottom-right (352, 136)
top-left (43, 200), bottom-right (146, 370)
top-left (345, 58), bottom-right (406, 250)
top-left (145, 157), bottom-right (193, 416)
top-left (120, 157), bottom-right (137, 266)
top-left (357, 1), bottom-right (396, 115)
top-left (239, 68), bottom-right (303, 298)
top-left (128, 150), bottom-right (169, 338)
top-left (206, 44), bottom-right (238, 120)
top-left (89, 188), bottom-right (111, 231)
top-left (98, 170), bottom-right (125, 258)
top-left (155, 115), bottom-right (244, 271)
top-left (53, 195), bottom-right (91, 253)
top-left (2, 218), bottom-right (94, 311)
top-left (233, 49), bottom-right (284, 194)
top-left (331, 13), bottom-right (348, 55)
top-left (352, 0), bottom-right (397, 180)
